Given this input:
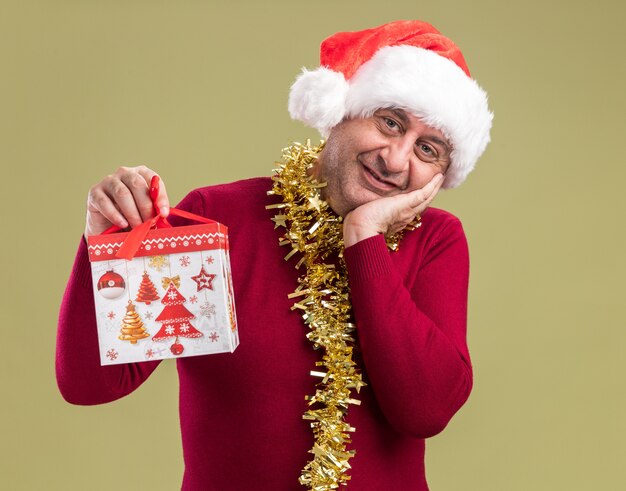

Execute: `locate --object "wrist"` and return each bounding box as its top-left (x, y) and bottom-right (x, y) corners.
top-left (343, 219), bottom-right (381, 248)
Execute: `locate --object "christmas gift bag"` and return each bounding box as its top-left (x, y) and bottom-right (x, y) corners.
top-left (87, 178), bottom-right (239, 365)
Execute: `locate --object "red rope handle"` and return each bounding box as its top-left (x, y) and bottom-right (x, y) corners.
top-left (101, 176), bottom-right (216, 260)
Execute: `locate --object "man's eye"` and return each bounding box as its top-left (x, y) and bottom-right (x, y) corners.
top-left (417, 143), bottom-right (438, 161)
top-left (419, 144), bottom-right (432, 153)
top-left (384, 118), bottom-right (398, 129)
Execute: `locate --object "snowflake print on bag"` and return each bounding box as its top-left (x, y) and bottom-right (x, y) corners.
top-left (200, 302), bottom-right (216, 318)
top-left (148, 255), bottom-right (169, 272)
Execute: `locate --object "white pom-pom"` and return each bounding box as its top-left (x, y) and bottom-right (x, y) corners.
top-left (288, 67), bottom-right (348, 136)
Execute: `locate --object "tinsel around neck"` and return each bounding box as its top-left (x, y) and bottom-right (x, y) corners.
top-left (266, 141), bottom-right (407, 489)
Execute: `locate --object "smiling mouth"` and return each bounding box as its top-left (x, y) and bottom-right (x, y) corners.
top-left (361, 162), bottom-right (399, 191)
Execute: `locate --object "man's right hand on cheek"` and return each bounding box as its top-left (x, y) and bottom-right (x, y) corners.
top-left (342, 173), bottom-right (444, 248)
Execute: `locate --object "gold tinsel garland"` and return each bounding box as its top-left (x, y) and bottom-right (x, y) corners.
top-left (267, 141), bottom-right (412, 490)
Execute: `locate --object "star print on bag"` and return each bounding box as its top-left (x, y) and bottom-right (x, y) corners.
top-left (191, 265), bottom-right (216, 292)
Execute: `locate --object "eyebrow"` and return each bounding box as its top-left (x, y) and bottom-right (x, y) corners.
top-left (428, 136), bottom-right (451, 153)
top-left (387, 108), bottom-right (410, 126)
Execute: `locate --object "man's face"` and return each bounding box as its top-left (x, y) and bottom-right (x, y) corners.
top-left (315, 108), bottom-right (451, 217)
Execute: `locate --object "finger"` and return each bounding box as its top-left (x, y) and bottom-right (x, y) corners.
top-left (87, 187), bottom-right (129, 229)
top-left (403, 174), bottom-right (444, 209)
top-left (424, 174), bottom-right (445, 202)
top-left (421, 173), bottom-right (445, 198)
top-left (136, 166), bottom-right (170, 218)
top-left (118, 169), bottom-right (155, 223)
top-left (101, 175), bottom-right (145, 228)
top-left (413, 179), bottom-right (444, 215)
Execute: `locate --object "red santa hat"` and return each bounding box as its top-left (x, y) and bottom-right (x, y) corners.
top-left (288, 20), bottom-right (493, 188)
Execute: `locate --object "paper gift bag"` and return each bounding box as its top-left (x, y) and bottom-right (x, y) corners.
top-left (86, 179), bottom-right (239, 365)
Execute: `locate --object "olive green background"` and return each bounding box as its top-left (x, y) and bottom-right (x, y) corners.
top-left (2, 0), bottom-right (624, 489)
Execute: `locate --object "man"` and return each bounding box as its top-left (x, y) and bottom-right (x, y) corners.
top-left (57, 20), bottom-right (492, 490)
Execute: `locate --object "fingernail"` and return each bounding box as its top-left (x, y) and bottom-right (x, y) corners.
top-left (160, 206), bottom-right (169, 217)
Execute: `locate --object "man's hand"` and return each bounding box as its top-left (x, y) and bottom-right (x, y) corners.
top-left (343, 173), bottom-right (444, 248)
top-left (85, 165), bottom-right (170, 239)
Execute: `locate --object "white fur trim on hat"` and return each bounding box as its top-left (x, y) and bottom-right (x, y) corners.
top-left (289, 45), bottom-right (493, 188)
top-left (288, 67), bottom-right (349, 138)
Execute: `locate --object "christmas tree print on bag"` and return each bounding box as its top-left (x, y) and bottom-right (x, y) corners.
top-left (152, 281), bottom-right (203, 355)
top-left (136, 271), bottom-right (160, 305)
top-left (119, 300), bottom-right (150, 344)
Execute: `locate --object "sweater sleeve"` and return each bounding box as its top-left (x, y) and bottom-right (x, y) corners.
top-left (344, 217), bottom-right (472, 438)
top-left (55, 190), bottom-right (204, 405)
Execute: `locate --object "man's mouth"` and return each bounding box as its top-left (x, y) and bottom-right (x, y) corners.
top-left (361, 162), bottom-right (399, 191)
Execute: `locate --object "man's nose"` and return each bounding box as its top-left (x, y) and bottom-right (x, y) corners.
top-left (380, 137), bottom-right (414, 174)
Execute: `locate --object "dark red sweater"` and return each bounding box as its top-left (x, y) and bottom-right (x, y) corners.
top-left (56, 177), bottom-right (472, 490)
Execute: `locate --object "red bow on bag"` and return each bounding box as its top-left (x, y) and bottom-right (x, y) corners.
top-left (102, 176), bottom-right (215, 260)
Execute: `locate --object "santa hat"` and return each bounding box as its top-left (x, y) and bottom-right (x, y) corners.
top-left (288, 20), bottom-right (493, 188)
